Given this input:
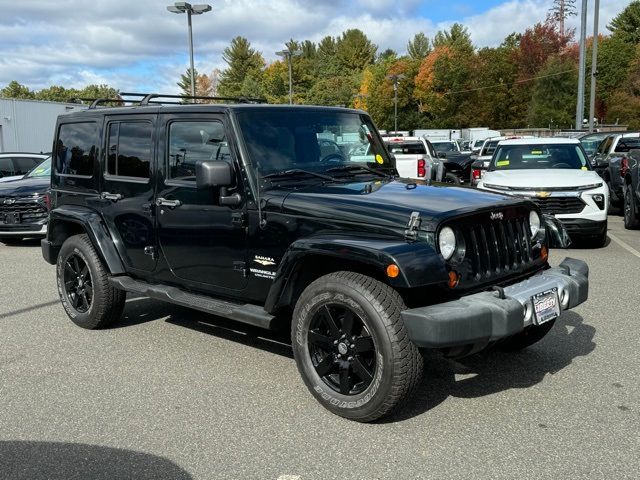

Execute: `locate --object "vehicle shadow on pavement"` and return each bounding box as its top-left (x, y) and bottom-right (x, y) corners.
top-left (385, 311), bottom-right (596, 422)
top-left (0, 440), bottom-right (192, 480)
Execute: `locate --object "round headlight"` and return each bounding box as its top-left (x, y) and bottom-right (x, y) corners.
top-left (438, 226), bottom-right (456, 260)
top-left (529, 210), bottom-right (541, 238)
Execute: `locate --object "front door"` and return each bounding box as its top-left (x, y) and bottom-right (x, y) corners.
top-left (155, 113), bottom-right (248, 292)
top-left (101, 115), bottom-right (157, 273)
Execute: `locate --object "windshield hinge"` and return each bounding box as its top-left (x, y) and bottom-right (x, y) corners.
top-left (404, 211), bottom-right (421, 242)
top-left (231, 212), bottom-right (247, 228)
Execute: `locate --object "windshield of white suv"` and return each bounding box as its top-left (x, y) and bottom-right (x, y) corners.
top-left (431, 141), bottom-right (457, 153)
top-left (26, 157), bottom-right (51, 177)
top-left (235, 110), bottom-right (394, 178)
top-left (489, 144), bottom-right (590, 171)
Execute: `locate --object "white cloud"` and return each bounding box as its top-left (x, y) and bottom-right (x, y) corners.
top-left (0, 0), bottom-right (632, 94)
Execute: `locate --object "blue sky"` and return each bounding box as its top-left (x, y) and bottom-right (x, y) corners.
top-left (0, 0), bottom-right (631, 94)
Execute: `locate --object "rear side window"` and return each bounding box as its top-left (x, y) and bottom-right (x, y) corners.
top-left (56, 122), bottom-right (98, 177)
top-left (107, 122), bottom-right (153, 179)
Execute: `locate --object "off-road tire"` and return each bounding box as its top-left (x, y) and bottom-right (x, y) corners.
top-left (624, 185), bottom-right (640, 230)
top-left (56, 234), bottom-right (125, 329)
top-left (443, 172), bottom-right (461, 185)
top-left (498, 319), bottom-right (556, 351)
top-left (291, 271), bottom-right (423, 422)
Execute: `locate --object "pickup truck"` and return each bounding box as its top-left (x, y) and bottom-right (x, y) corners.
top-left (591, 132), bottom-right (640, 209)
top-left (621, 149), bottom-right (640, 229)
top-left (385, 136), bottom-right (443, 182)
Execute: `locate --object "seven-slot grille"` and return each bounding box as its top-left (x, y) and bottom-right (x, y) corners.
top-left (0, 196), bottom-right (48, 222)
top-left (530, 196), bottom-right (585, 215)
top-left (455, 214), bottom-right (535, 283)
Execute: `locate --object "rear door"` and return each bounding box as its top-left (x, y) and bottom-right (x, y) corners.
top-left (101, 114), bottom-right (158, 273)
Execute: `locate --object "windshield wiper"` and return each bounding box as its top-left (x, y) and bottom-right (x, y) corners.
top-left (325, 164), bottom-right (389, 177)
top-left (262, 169), bottom-right (340, 182)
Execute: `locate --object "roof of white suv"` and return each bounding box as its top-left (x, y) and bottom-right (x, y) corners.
top-left (499, 138), bottom-right (580, 146)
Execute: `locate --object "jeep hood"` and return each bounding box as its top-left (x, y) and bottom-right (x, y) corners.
top-left (275, 179), bottom-right (527, 231)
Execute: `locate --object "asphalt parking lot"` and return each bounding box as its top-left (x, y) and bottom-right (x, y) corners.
top-left (1, 215), bottom-right (639, 480)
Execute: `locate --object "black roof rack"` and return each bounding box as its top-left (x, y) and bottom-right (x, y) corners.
top-left (68, 92), bottom-right (268, 110)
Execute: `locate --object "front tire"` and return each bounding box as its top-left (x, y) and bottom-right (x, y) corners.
top-left (624, 185), bottom-right (640, 230)
top-left (56, 234), bottom-right (125, 329)
top-left (291, 272), bottom-right (423, 422)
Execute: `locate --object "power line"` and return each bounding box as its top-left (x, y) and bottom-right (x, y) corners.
top-left (442, 67), bottom-right (577, 96)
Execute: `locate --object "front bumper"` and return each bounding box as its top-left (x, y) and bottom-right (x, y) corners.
top-left (401, 258), bottom-right (588, 348)
top-left (558, 218), bottom-right (607, 237)
top-left (0, 224), bottom-right (47, 237)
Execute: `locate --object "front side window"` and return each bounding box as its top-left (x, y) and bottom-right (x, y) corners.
top-left (235, 110), bottom-right (392, 177)
top-left (168, 120), bottom-right (228, 181)
top-left (26, 157), bottom-right (52, 178)
top-left (56, 122), bottom-right (98, 176)
top-left (490, 144), bottom-right (589, 171)
top-left (107, 122), bottom-right (152, 179)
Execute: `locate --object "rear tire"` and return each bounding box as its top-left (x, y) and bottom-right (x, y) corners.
top-left (624, 185), bottom-right (640, 230)
top-left (291, 271), bottom-right (423, 422)
top-left (498, 319), bottom-right (557, 351)
top-left (56, 234), bottom-right (125, 329)
top-left (443, 172), bottom-right (461, 185)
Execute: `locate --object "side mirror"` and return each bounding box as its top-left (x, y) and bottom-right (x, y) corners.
top-left (196, 160), bottom-right (233, 189)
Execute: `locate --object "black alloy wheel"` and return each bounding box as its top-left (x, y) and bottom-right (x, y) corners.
top-left (308, 304), bottom-right (376, 396)
top-left (63, 253), bottom-right (93, 313)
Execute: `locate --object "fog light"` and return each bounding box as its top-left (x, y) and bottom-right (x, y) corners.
top-left (559, 288), bottom-right (570, 309)
top-left (524, 302), bottom-right (533, 323)
top-left (592, 194), bottom-right (605, 210)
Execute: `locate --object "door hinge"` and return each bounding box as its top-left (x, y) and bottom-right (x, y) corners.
top-left (233, 261), bottom-right (249, 277)
top-left (231, 212), bottom-right (247, 228)
top-left (144, 246), bottom-right (157, 259)
top-left (404, 211), bottom-right (421, 242)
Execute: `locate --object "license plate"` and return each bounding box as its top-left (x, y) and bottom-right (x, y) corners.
top-left (532, 288), bottom-right (560, 325)
top-left (1, 213), bottom-right (21, 224)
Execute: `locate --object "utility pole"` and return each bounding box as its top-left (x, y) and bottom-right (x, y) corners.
top-left (386, 74), bottom-right (405, 133)
top-left (575, 0), bottom-right (588, 130)
top-left (276, 47), bottom-right (302, 104)
top-left (588, 0), bottom-right (600, 133)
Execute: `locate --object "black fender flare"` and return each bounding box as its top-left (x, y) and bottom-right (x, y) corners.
top-left (47, 206), bottom-right (125, 274)
top-left (264, 234), bottom-right (448, 313)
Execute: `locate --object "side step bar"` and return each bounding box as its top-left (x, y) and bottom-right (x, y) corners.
top-left (109, 276), bottom-right (275, 330)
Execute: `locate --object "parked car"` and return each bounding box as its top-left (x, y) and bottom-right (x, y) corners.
top-left (0, 156), bottom-right (51, 241)
top-left (429, 140), bottom-right (474, 184)
top-left (590, 132), bottom-right (640, 209)
top-left (577, 132), bottom-right (619, 160)
top-left (0, 152), bottom-right (49, 182)
top-left (384, 136), bottom-right (444, 182)
top-left (42, 99), bottom-right (587, 422)
top-left (478, 138), bottom-right (608, 247)
top-left (621, 149), bottom-right (640, 229)
top-left (470, 136), bottom-right (535, 186)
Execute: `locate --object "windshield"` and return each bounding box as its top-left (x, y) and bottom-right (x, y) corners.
top-left (235, 110), bottom-right (393, 178)
top-left (431, 142), bottom-right (457, 153)
top-left (580, 134), bottom-right (609, 156)
top-left (489, 144), bottom-right (589, 171)
top-left (386, 142), bottom-right (426, 154)
top-left (26, 157), bottom-right (51, 178)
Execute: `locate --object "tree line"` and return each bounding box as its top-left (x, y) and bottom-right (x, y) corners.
top-left (2, 1), bottom-right (639, 130)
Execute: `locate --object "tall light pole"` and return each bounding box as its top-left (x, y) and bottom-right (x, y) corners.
top-left (276, 47), bottom-right (302, 104)
top-left (588, 0), bottom-right (600, 133)
top-left (167, 2), bottom-right (212, 102)
top-left (575, 0), bottom-right (588, 130)
top-left (386, 74), bottom-right (405, 133)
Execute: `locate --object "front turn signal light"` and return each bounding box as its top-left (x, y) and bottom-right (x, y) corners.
top-left (541, 246), bottom-right (549, 262)
top-left (386, 264), bottom-right (400, 278)
top-left (448, 271), bottom-right (459, 289)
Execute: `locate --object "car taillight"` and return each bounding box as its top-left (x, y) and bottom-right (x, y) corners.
top-left (417, 159), bottom-right (426, 177)
top-left (472, 169), bottom-right (481, 180)
top-left (620, 157), bottom-right (629, 178)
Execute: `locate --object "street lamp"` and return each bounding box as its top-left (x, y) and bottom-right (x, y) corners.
top-left (167, 2), bottom-right (212, 102)
top-left (276, 47), bottom-right (302, 104)
top-left (386, 74), bottom-right (405, 133)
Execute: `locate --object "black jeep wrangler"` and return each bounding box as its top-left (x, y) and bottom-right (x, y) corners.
top-left (42, 95), bottom-right (589, 422)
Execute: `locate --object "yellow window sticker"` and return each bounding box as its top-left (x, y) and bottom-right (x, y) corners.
top-left (531, 150), bottom-right (543, 155)
top-left (496, 160), bottom-right (510, 167)
top-left (34, 168), bottom-right (45, 174)
top-left (581, 166), bottom-right (588, 170)
top-left (375, 154), bottom-right (384, 164)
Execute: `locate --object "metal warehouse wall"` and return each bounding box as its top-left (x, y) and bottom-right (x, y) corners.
top-left (0, 98), bottom-right (86, 153)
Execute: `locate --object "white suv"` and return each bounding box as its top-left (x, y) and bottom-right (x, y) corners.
top-left (478, 138), bottom-right (609, 247)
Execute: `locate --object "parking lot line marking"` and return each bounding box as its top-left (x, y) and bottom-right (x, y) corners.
top-left (608, 233), bottom-right (640, 259)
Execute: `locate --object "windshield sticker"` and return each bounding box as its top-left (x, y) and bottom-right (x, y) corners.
top-left (581, 166), bottom-right (588, 170)
top-left (531, 150), bottom-right (543, 155)
top-left (496, 160), bottom-right (510, 167)
top-left (375, 154), bottom-right (384, 164)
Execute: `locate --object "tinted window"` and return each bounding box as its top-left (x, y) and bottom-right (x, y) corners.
top-left (107, 122), bottom-right (152, 178)
top-left (491, 144), bottom-right (589, 170)
top-left (168, 121), bottom-right (227, 181)
top-left (13, 157), bottom-right (41, 174)
top-left (56, 122), bottom-right (98, 176)
top-left (387, 142), bottom-right (426, 154)
top-left (0, 158), bottom-right (15, 177)
top-left (615, 138), bottom-right (640, 153)
top-left (26, 158), bottom-right (52, 178)
top-left (597, 136), bottom-right (613, 155)
top-left (432, 142), bottom-right (457, 153)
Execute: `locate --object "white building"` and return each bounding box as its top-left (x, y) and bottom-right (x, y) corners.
top-left (0, 97), bottom-right (86, 153)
